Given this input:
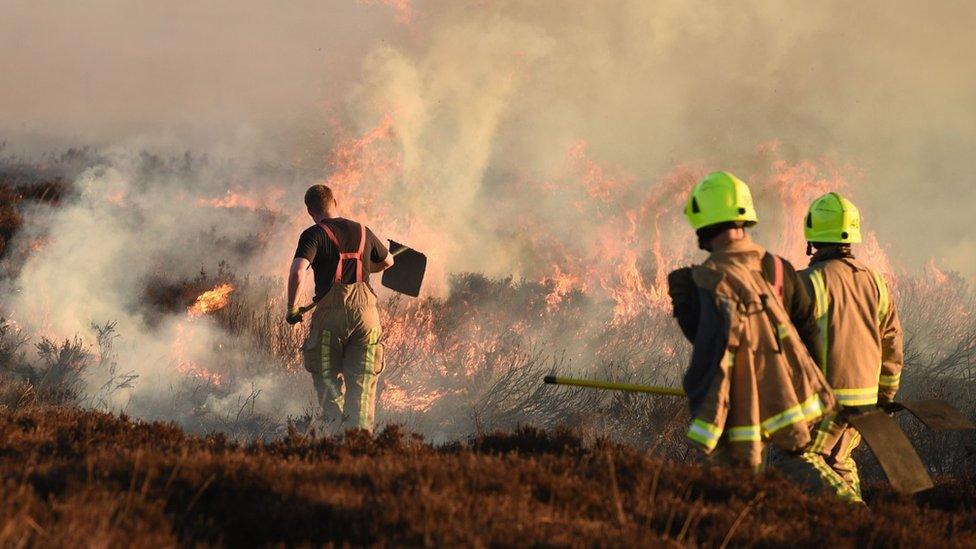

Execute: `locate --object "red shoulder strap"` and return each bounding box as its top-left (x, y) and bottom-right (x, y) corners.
top-left (319, 223), bottom-right (340, 247)
top-left (319, 221), bottom-right (366, 284)
top-left (354, 223), bottom-right (366, 282)
top-left (771, 254), bottom-right (784, 303)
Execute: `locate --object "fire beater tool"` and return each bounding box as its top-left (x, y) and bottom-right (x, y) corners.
top-left (542, 375), bottom-right (686, 396)
top-left (381, 240), bottom-right (427, 298)
top-left (296, 241), bottom-right (427, 317)
top-left (881, 399), bottom-right (976, 431)
top-left (846, 410), bottom-right (934, 494)
top-left (543, 375), bottom-right (974, 494)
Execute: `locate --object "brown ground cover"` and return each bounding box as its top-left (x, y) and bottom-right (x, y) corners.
top-left (0, 171), bottom-right (67, 260)
top-left (0, 405), bottom-right (973, 547)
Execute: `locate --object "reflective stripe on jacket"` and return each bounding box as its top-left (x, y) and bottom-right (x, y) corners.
top-left (800, 257), bottom-right (904, 405)
top-left (683, 237), bottom-right (837, 466)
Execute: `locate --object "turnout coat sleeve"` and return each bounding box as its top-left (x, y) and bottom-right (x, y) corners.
top-left (682, 266), bottom-right (736, 453)
top-left (780, 259), bottom-right (824, 367)
top-left (668, 267), bottom-right (698, 342)
top-left (876, 275), bottom-right (904, 403)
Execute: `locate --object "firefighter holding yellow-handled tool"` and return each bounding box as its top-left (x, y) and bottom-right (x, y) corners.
top-left (666, 172), bottom-right (862, 502)
top-left (544, 175), bottom-right (964, 497)
top-left (286, 184), bottom-right (394, 433)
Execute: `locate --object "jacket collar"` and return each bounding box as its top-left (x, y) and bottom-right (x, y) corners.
top-left (809, 245), bottom-right (856, 266)
top-left (706, 234), bottom-right (766, 269)
top-left (709, 234), bottom-right (764, 256)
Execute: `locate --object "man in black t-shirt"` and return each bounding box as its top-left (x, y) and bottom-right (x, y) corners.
top-left (286, 184), bottom-right (394, 432)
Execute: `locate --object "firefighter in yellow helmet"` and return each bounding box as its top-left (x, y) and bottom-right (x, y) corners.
top-left (667, 172), bottom-right (860, 502)
top-left (799, 192), bottom-right (904, 499)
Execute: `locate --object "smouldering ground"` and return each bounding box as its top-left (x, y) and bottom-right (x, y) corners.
top-left (0, 405), bottom-right (974, 547)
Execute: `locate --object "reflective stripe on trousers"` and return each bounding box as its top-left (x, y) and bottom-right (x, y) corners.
top-left (809, 413), bottom-right (863, 499)
top-left (302, 282), bottom-right (383, 432)
top-left (705, 445), bottom-right (862, 503)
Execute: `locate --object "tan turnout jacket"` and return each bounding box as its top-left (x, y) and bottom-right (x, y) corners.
top-left (800, 253), bottom-right (903, 405)
top-left (686, 238), bottom-right (837, 466)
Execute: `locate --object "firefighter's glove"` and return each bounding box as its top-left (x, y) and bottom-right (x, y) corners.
top-left (285, 307), bottom-right (303, 325)
top-left (667, 267), bottom-right (694, 302)
top-left (877, 398), bottom-right (901, 416)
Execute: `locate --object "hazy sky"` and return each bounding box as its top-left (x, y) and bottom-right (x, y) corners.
top-left (2, 1), bottom-right (975, 276)
top-left (0, 1), bottom-right (401, 152)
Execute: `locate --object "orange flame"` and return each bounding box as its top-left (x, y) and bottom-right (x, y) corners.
top-left (359, 0), bottom-right (412, 23)
top-left (381, 383), bottom-right (444, 412)
top-left (569, 140), bottom-right (627, 202)
top-left (171, 324), bottom-right (224, 386)
top-left (543, 265), bottom-right (583, 309)
top-left (187, 284), bottom-right (235, 319)
top-left (325, 113), bottom-right (401, 199)
top-left (177, 360), bottom-right (224, 386)
top-left (927, 257), bottom-right (949, 286)
top-left (105, 189), bottom-right (126, 205)
top-left (197, 187), bottom-right (284, 211)
top-left (755, 156), bottom-right (895, 283)
top-left (27, 237), bottom-right (50, 253)
top-left (523, 143), bottom-right (702, 322)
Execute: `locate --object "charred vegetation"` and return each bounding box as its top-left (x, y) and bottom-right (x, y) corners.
top-left (0, 405), bottom-right (973, 546)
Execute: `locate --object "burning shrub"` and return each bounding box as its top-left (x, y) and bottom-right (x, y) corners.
top-left (0, 321), bottom-right (135, 409)
top-left (30, 335), bottom-right (91, 404)
top-left (0, 318), bottom-right (91, 406)
top-left (0, 152), bottom-right (74, 240)
top-left (0, 185), bottom-right (24, 259)
top-left (0, 319), bottom-right (32, 407)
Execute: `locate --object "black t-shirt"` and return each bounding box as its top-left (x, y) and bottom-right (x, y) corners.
top-left (294, 217), bottom-right (389, 299)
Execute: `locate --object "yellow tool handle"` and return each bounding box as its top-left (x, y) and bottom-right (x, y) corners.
top-left (543, 375), bottom-right (686, 397)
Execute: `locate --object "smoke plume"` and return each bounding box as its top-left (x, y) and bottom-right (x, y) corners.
top-left (1, 1), bottom-right (973, 432)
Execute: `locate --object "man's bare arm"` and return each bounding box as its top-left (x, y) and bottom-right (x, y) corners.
top-left (287, 257), bottom-right (311, 308)
top-left (369, 253), bottom-right (394, 274)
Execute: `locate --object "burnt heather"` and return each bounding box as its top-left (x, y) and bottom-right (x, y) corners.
top-left (0, 405), bottom-right (973, 547)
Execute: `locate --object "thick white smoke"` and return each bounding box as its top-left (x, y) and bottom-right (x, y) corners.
top-left (1, 151), bottom-right (317, 425)
top-left (1, 1), bottom-right (973, 431)
top-left (334, 1), bottom-right (976, 278)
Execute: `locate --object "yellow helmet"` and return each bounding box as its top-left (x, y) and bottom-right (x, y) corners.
top-left (683, 171), bottom-right (758, 230)
top-left (804, 192), bottom-right (862, 244)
